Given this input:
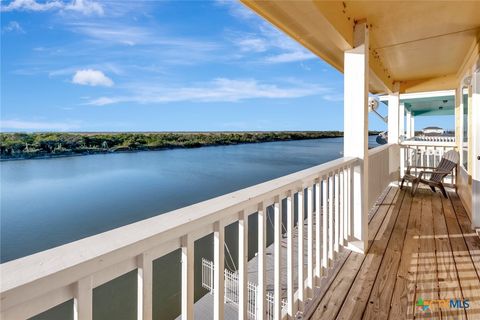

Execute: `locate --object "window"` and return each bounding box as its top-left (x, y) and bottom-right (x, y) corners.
top-left (462, 86), bottom-right (469, 170)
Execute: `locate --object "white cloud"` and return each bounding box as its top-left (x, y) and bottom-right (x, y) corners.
top-left (1, 0), bottom-right (103, 15)
top-left (214, 0), bottom-right (257, 20)
top-left (69, 22), bottom-right (219, 52)
top-left (265, 51), bottom-right (316, 63)
top-left (72, 69), bottom-right (114, 87)
top-left (2, 21), bottom-right (25, 33)
top-left (322, 94), bottom-right (344, 102)
top-left (222, 8), bottom-right (316, 64)
top-left (236, 37), bottom-right (268, 53)
top-left (87, 78), bottom-right (329, 106)
top-left (0, 119), bottom-right (80, 131)
top-left (64, 0), bottom-right (103, 15)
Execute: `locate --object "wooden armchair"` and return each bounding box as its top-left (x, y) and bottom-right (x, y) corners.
top-left (400, 150), bottom-right (459, 198)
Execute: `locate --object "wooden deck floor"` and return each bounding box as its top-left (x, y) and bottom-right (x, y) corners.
top-left (307, 186), bottom-right (480, 320)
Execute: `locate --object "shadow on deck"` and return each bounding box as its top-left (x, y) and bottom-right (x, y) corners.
top-left (307, 186), bottom-right (480, 320)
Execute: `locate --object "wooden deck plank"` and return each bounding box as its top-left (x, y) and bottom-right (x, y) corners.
top-left (334, 190), bottom-right (406, 320)
top-left (388, 188), bottom-right (423, 320)
top-left (441, 194), bottom-right (480, 319)
top-left (432, 192), bottom-right (466, 319)
top-left (308, 187), bottom-right (478, 320)
top-left (361, 191), bottom-right (413, 320)
top-left (309, 187), bottom-right (399, 320)
top-left (449, 192), bottom-right (480, 277)
top-left (414, 191), bottom-right (441, 319)
top-left (302, 187), bottom-right (394, 319)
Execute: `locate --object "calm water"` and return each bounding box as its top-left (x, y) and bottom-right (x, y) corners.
top-left (1, 136), bottom-right (378, 319)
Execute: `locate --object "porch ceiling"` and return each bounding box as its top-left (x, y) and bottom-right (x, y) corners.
top-left (379, 90), bottom-right (455, 116)
top-left (240, 0), bottom-right (480, 94)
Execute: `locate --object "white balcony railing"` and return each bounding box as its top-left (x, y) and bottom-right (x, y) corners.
top-left (368, 144), bottom-right (395, 211)
top-left (400, 140), bottom-right (457, 185)
top-left (0, 145), bottom-right (395, 320)
top-left (408, 135), bottom-right (455, 143)
top-left (201, 258), bottom-right (287, 320)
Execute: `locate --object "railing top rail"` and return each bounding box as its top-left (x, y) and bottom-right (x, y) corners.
top-left (400, 140), bottom-right (457, 147)
top-left (1, 156), bottom-right (358, 296)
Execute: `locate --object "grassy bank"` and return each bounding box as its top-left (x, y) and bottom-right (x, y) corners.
top-left (0, 131), bottom-right (378, 160)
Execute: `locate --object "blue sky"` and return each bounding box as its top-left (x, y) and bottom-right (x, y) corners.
top-left (1, 0), bottom-right (452, 132)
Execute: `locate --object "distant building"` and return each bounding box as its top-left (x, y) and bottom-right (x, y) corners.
top-left (422, 126), bottom-right (445, 135)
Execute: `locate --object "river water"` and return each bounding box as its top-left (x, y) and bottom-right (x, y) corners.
top-left (0, 136), bottom-right (378, 319)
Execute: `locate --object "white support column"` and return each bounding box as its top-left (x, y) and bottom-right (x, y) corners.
top-left (343, 21), bottom-right (369, 254)
top-left (388, 84), bottom-right (401, 180)
top-left (388, 88), bottom-right (400, 143)
top-left (410, 115), bottom-right (415, 137)
top-left (472, 69), bottom-right (480, 228)
top-left (406, 111), bottom-right (412, 139)
top-left (213, 221), bottom-right (225, 320)
top-left (238, 211), bottom-right (248, 320)
top-left (399, 103), bottom-right (405, 139)
top-left (181, 235), bottom-right (194, 320)
top-left (399, 103), bottom-right (406, 177)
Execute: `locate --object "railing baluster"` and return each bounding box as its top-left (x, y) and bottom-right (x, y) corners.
top-left (238, 211), bottom-right (248, 320)
top-left (314, 181), bottom-right (321, 284)
top-left (349, 166), bottom-right (354, 241)
top-left (286, 193), bottom-right (295, 317)
top-left (328, 175), bottom-right (334, 264)
top-left (321, 178), bottom-right (328, 275)
top-left (297, 189), bottom-right (305, 310)
top-left (307, 186), bottom-right (314, 297)
top-left (74, 276), bottom-right (93, 320)
top-left (343, 167), bottom-right (349, 243)
top-left (181, 235), bottom-right (194, 320)
top-left (339, 169), bottom-right (344, 247)
top-left (257, 202), bottom-right (267, 319)
top-left (214, 221), bottom-right (225, 320)
top-left (273, 197), bottom-right (282, 320)
top-left (334, 171), bottom-right (340, 254)
top-left (137, 253), bottom-right (153, 320)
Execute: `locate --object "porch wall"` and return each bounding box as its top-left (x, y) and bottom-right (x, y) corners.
top-left (455, 39), bottom-right (479, 222)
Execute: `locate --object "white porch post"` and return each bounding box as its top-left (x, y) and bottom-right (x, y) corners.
top-left (388, 86), bottom-right (400, 144)
top-left (472, 68), bottom-right (480, 228)
top-left (344, 21), bottom-right (369, 254)
top-left (399, 103), bottom-right (405, 139)
top-left (399, 103), bottom-right (405, 177)
top-left (406, 111), bottom-right (412, 139)
top-left (410, 115), bottom-right (415, 137)
top-left (388, 84), bottom-right (401, 180)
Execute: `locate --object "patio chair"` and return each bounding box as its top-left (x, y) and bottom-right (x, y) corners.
top-left (400, 150), bottom-right (459, 198)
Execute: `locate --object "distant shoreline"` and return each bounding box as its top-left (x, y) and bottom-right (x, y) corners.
top-left (1, 131), bottom-right (380, 161)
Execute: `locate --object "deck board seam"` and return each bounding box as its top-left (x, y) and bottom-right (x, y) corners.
top-left (304, 187), bottom-right (394, 319)
top-left (386, 191), bottom-right (416, 320)
top-left (359, 189), bottom-right (411, 320)
top-left (438, 192), bottom-right (467, 319)
top-left (449, 193), bottom-right (480, 282)
top-left (329, 188), bottom-right (404, 319)
top-left (307, 187), bottom-right (398, 319)
top-left (442, 192), bottom-right (478, 320)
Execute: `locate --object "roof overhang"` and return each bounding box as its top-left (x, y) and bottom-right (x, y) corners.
top-left (241, 1), bottom-right (480, 94)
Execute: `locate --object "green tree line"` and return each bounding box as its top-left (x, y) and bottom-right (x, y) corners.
top-left (0, 131), bottom-right (376, 160)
